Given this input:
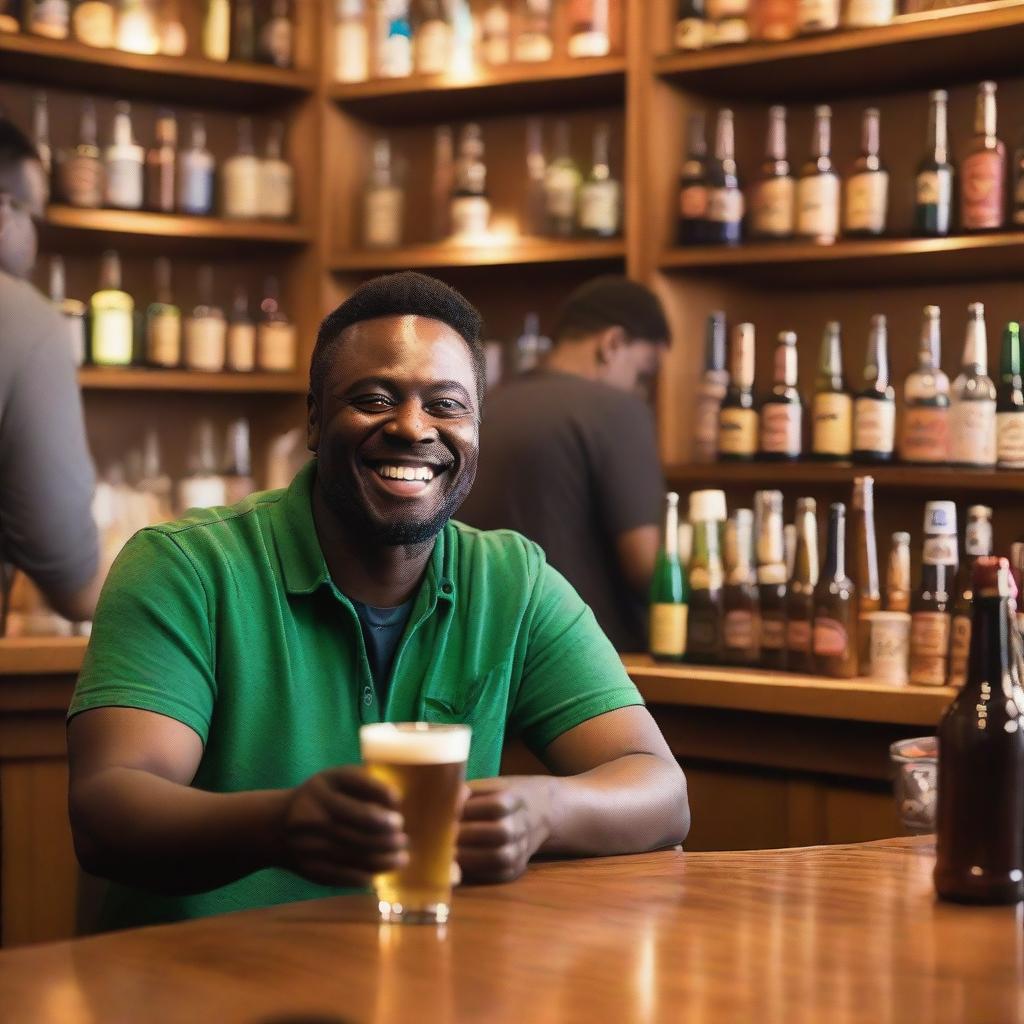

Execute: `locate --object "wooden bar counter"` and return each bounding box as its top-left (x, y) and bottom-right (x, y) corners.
top-left (0, 836), bottom-right (1020, 1023)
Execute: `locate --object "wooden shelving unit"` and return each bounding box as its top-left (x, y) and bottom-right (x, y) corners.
top-left (78, 368), bottom-right (307, 393)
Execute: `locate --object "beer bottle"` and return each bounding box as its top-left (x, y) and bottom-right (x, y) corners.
top-left (935, 556), bottom-right (1024, 905)
top-left (756, 489), bottom-right (788, 670)
top-left (760, 330), bottom-right (802, 461)
top-left (785, 497), bottom-right (819, 674)
top-left (851, 476), bottom-right (880, 670)
top-left (723, 508), bottom-right (761, 666)
top-left (852, 314), bottom-right (895, 463)
top-left (909, 501), bottom-right (958, 686)
top-left (687, 489), bottom-right (726, 664)
top-left (886, 531), bottom-right (911, 613)
top-left (949, 505), bottom-right (994, 687)
top-left (693, 312), bottom-right (728, 464)
top-left (813, 502), bottom-right (858, 678)
top-left (811, 320), bottom-right (852, 461)
top-left (900, 305), bottom-right (950, 465)
top-left (718, 322), bottom-right (758, 462)
top-left (649, 492), bottom-right (689, 662)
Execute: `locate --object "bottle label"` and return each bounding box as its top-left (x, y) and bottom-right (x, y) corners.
top-left (61, 156), bottom-right (103, 208)
top-left (843, 0), bottom-right (893, 25)
top-left (786, 618), bottom-right (812, 652)
top-left (567, 29), bottom-right (610, 58)
top-left (757, 564), bottom-right (787, 586)
top-left (812, 392), bottom-right (852, 456)
top-left (72, 0), bottom-right (114, 46)
top-left (147, 313), bottom-right (181, 368)
top-left (32, 0), bottom-right (69, 37)
top-left (948, 614), bottom-right (971, 686)
top-left (335, 22), bottom-right (369, 82)
top-left (718, 407), bottom-right (758, 456)
top-left (798, 0), bottom-right (838, 29)
top-left (544, 167), bottom-right (580, 219)
top-left (227, 323), bottom-right (256, 372)
top-left (909, 611), bottom-right (950, 685)
top-left (450, 195), bottom-right (491, 238)
top-left (853, 397), bottom-right (895, 454)
top-left (223, 161), bottom-right (262, 219)
top-left (693, 376), bottom-right (728, 461)
top-left (260, 163), bottom-right (294, 220)
top-left (674, 17), bottom-right (705, 49)
top-left (796, 174), bottom-right (839, 240)
top-left (844, 171), bottom-right (889, 233)
top-left (257, 322), bottom-right (297, 372)
top-left (179, 163), bottom-right (214, 215)
top-left (997, 410), bottom-right (1024, 467)
top-left (961, 150), bottom-right (1006, 230)
top-left (415, 20), bottom-right (451, 74)
top-left (688, 614), bottom-right (719, 652)
top-left (915, 169), bottom-right (951, 209)
top-left (650, 603), bottom-right (687, 658)
top-left (922, 535), bottom-right (957, 566)
top-left (579, 181), bottom-right (621, 234)
top-left (812, 616), bottom-right (848, 657)
top-left (105, 160), bottom-right (143, 210)
top-left (365, 188), bottom-right (403, 248)
top-left (760, 616), bottom-right (785, 650)
top-left (965, 521), bottom-right (991, 558)
top-left (184, 318), bottom-right (227, 372)
top-left (900, 406), bottom-right (950, 463)
top-left (93, 310), bottom-right (133, 365)
top-left (707, 187), bottom-right (744, 225)
top-left (949, 399), bottom-right (997, 465)
top-left (689, 565), bottom-right (723, 591)
top-left (380, 33), bottom-right (413, 77)
top-left (750, 176), bottom-right (794, 237)
top-left (680, 185), bottom-right (709, 220)
top-left (760, 404), bottom-right (802, 456)
top-left (724, 609), bottom-right (756, 650)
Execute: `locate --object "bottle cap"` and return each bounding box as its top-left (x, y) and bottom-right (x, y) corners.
top-left (689, 489), bottom-right (727, 523)
top-left (967, 504), bottom-right (993, 519)
top-left (923, 501), bottom-right (957, 536)
top-left (972, 555), bottom-right (1011, 597)
top-left (893, 531), bottom-right (910, 544)
top-left (795, 496), bottom-right (816, 515)
top-left (852, 476), bottom-right (874, 511)
top-left (665, 491), bottom-right (679, 508)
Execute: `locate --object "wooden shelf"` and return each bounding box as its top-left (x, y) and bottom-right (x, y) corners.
top-left (624, 655), bottom-right (953, 727)
top-left (331, 237), bottom-right (626, 272)
top-left (659, 232), bottom-right (1024, 286)
top-left (665, 462), bottom-right (1024, 494)
top-left (78, 368), bottom-right (307, 394)
top-left (0, 32), bottom-right (315, 105)
top-left (655, 1), bottom-right (1024, 99)
top-left (329, 56), bottom-right (626, 122)
top-left (0, 637), bottom-right (87, 678)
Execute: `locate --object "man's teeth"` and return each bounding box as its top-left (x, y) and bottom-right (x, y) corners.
top-left (376, 465), bottom-right (435, 482)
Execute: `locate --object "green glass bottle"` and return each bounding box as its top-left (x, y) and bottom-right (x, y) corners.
top-left (649, 491), bottom-right (689, 662)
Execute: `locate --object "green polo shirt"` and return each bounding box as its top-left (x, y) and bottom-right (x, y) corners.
top-left (70, 460), bottom-right (642, 927)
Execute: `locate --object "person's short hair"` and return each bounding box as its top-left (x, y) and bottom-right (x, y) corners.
top-left (310, 271), bottom-right (486, 405)
top-left (0, 117), bottom-right (40, 174)
top-left (555, 275), bottom-right (670, 346)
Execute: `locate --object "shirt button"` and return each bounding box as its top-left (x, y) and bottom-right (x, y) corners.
top-left (362, 686), bottom-right (373, 707)
top-left (441, 581), bottom-right (453, 595)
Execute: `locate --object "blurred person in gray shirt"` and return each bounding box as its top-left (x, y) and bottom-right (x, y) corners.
top-left (0, 117), bottom-right (100, 624)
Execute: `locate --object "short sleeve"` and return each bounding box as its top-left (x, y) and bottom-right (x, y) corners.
top-left (68, 529), bottom-right (217, 744)
top-left (511, 561), bottom-right (643, 754)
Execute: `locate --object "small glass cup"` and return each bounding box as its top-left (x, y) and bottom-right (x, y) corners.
top-left (359, 722), bottom-right (471, 924)
top-left (889, 735), bottom-right (938, 834)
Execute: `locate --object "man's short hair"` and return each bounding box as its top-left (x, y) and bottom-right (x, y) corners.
top-left (0, 118), bottom-right (40, 175)
top-left (310, 271), bottom-right (486, 404)
top-left (555, 276), bottom-right (670, 346)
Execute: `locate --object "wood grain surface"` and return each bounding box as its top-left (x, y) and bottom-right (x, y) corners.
top-left (0, 837), bottom-right (1020, 1023)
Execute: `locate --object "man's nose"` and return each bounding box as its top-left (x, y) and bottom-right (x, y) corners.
top-left (384, 401), bottom-right (437, 444)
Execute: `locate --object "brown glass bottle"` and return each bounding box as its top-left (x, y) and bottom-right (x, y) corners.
top-left (756, 489), bottom-right (787, 670)
top-left (686, 489), bottom-right (727, 664)
top-left (723, 508), bottom-right (761, 666)
top-left (718, 322), bottom-right (758, 462)
top-left (760, 330), bottom-right (802, 461)
top-left (812, 502), bottom-right (858, 678)
top-left (851, 476), bottom-right (880, 672)
top-left (910, 501), bottom-right (958, 686)
top-left (948, 505), bottom-right (994, 687)
top-left (785, 497), bottom-right (818, 674)
top-left (960, 81), bottom-right (1006, 233)
top-left (146, 110), bottom-right (177, 214)
top-left (934, 556), bottom-right (1024, 905)
top-left (886, 531), bottom-right (911, 613)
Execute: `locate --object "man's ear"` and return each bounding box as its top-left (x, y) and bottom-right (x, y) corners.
top-left (306, 393), bottom-right (321, 454)
top-left (595, 326), bottom-right (628, 365)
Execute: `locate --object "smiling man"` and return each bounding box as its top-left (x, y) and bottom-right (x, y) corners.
top-left (67, 272), bottom-right (689, 928)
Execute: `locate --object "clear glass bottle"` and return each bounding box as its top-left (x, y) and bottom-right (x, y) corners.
top-left (59, 98), bottom-right (104, 210)
top-left (796, 105), bottom-right (840, 245)
top-left (184, 265), bottom-right (226, 372)
top-left (578, 123), bottom-right (620, 238)
top-left (750, 105), bottom-right (794, 241)
top-left (900, 305), bottom-right (951, 465)
top-left (949, 302), bottom-right (997, 468)
top-left (177, 115), bottom-right (215, 216)
top-left (844, 107), bottom-right (888, 238)
top-left (260, 121), bottom-right (294, 221)
top-left (90, 251), bottom-right (135, 367)
top-left (222, 117), bottom-right (263, 220)
top-left (257, 276), bottom-right (297, 372)
top-left (514, 0), bottom-right (552, 62)
top-left (145, 257), bottom-right (181, 369)
top-left (363, 137), bottom-right (404, 249)
top-left (104, 101), bottom-right (145, 211)
top-left (335, 0), bottom-right (369, 82)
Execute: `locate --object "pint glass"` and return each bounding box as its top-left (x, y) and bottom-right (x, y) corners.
top-left (359, 722), bottom-right (471, 923)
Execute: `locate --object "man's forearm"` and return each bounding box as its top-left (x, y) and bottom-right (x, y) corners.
top-left (71, 767), bottom-right (289, 895)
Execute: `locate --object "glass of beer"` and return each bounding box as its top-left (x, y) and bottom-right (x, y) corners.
top-left (359, 722), bottom-right (471, 924)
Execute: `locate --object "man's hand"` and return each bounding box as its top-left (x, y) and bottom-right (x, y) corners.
top-left (279, 767), bottom-right (409, 888)
top-left (457, 778), bottom-right (552, 884)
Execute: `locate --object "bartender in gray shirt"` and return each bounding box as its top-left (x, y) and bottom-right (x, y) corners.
top-left (0, 117), bottom-right (100, 624)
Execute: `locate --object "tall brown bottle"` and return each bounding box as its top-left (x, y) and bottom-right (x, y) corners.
top-left (851, 476), bottom-right (880, 671)
top-left (949, 505), bottom-right (994, 687)
top-left (960, 81), bottom-right (1006, 233)
top-left (723, 508), bottom-right (761, 666)
top-left (785, 497), bottom-right (819, 673)
top-left (812, 502), bottom-right (858, 678)
top-left (934, 556), bottom-right (1024, 905)
top-left (756, 489), bottom-right (787, 670)
top-left (886, 531), bottom-right (911, 612)
top-left (910, 501), bottom-right (958, 686)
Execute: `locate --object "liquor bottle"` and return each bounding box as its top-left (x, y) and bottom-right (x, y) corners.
top-left (706, 0), bottom-right (748, 45)
top-left (432, 124), bottom-right (454, 241)
top-left (796, 105), bottom-right (840, 245)
top-left (844, 107), bottom-right (888, 238)
top-left (378, 0), bottom-right (413, 78)
top-left (950, 302), bottom-right (997, 468)
top-left (260, 121), bottom-right (294, 221)
top-left (335, 0), bottom-right (369, 82)
top-left (223, 419), bottom-right (255, 505)
top-left (32, 92), bottom-right (51, 183)
top-left (687, 489), bottom-right (727, 664)
top-left (934, 556), bottom-right (1024, 906)
top-left (997, 321), bottom-right (1024, 469)
top-left (909, 501), bottom-right (958, 686)
top-left (674, 0), bottom-right (706, 50)
top-left (90, 251), bottom-right (134, 367)
top-left (257, 276), bottom-right (296, 372)
top-left (749, 105), bottom-right (794, 241)
top-left (413, 0), bottom-right (451, 73)
top-left (202, 0), bottom-right (230, 60)
top-left (810, 321), bottom-right (851, 461)
top-left (949, 505), bottom-right (994, 687)
top-left (158, 0), bottom-right (187, 54)
top-left (222, 118), bottom-right (262, 220)
top-left (914, 90), bottom-right (953, 238)
top-left (543, 121), bottom-right (581, 239)
top-left (104, 102), bottom-right (144, 211)
top-left (514, 0), bottom-right (552, 61)
top-left (146, 110), bottom-right (176, 214)
top-left (177, 115), bottom-right (215, 217)
top-left (843, 0), bottom-right (891, 26)
top-left (760, 330), bottom-right (802, 460)
top-left (649, 492), bottom-right (688, 662)
top-left (813, 502), bottom-right (858, 679)
top-left (48, 255), bottom-right (87, 367)
top-left (183, 265), bottom-right (226, 373)
top-left (59, 99), bottom-right (104, 209)
top-left (363, 137), bottom-right (404, 249)
top-left (179, 419), bottom-right (228, 511)
top-left (705, 108), bottom-right (743, 246)
top-left (480, 0), bottom-right (510, 65)
top-left (851, 476), bottom-right (880, 671)
top-left (226, 286), bottom-right (256, 372)
top-left (886, 531), bottom-right (911, 613)
top-left (723, 508), bottom-right (760, 666)
top-left (230, 0), bottom-right (256, 59)
top-left (72, 0), bottom-right (115, 46)
top-left (852, 315), bottom-right (895, 464)
top-left (749, 0), bottom-right (796, 41)
top-left (258, 0), bottom-right (292, 66)
top-left (785, 496), bottom-right (819, 674)
top-left (579, 123), bottom-right (621, 238)
top-left (524, 119), bottom-right (547, 237)
top-left (0, 0), bottom-right (19, 31)
top-left (568, 0), bottom-right (610, 58)
top-left (678, 111), bottom-right (709, 246)
top-left (693, 312), bottom-right (728, 463)
top-left (145, 257), bottom-right (181, 369)
top-left (28, 0), bottom-right (69, 37)
top-left (449, 124), bottom-right (490, 240)
top-left (756, 489), bottom-right (787, 670)
top-left (961, 81), bottom-right (1006, 232)
top-left (116, 0), bottom-right (159, 53)
top-left (900, 305), bottom-right (951, 465)
top-left (718, 322), bottom-right (758, 462)
top-left (796, 0), bottom-right (837, 33)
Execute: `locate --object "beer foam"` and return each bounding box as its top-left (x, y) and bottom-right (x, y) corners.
top-left (360, 723), bottom-right (471, 765)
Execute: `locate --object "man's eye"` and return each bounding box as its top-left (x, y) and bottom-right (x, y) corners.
top-left (353, 395), bottom-right (393, 411)
top-left (428, 398), bottom-right (467, 414)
